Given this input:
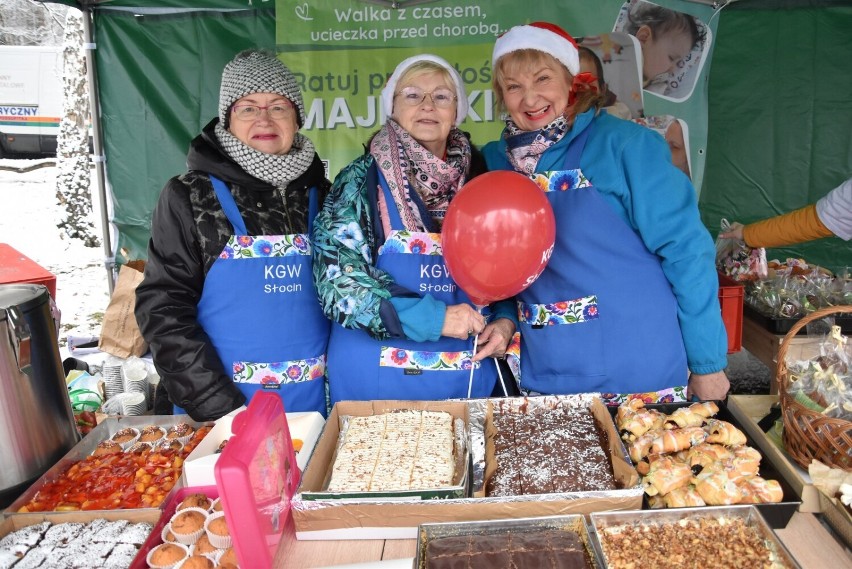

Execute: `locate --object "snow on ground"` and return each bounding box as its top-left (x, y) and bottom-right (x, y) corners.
top-left (0, 158), bottom-right (110, 345)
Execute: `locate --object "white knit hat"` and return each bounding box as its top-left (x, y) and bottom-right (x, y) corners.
top-left (219, 49), bottom-right (305, 128)
top-left (492, 21), bottom-right (580, 75)
top-left (381, 54), bottom-right (469, 127)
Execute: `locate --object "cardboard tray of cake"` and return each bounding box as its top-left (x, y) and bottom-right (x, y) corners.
top-left (4, 416), bottom-right (212, 516)
top-left (292, 396), bottom-right (643, 540)
top-left (298, 399), bottom-right (469, 501)
top-left (608, 401), bottom-right (801, 529)
top-left (0, 508), bottom-right (161, 568)
top-left (590, 505), bottom-right (800, 568)
top-left (414, 514), bottom-right (603, 569)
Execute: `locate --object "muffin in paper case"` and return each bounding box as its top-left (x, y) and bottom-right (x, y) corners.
top-left (175, 554), bottom-right (216, 569)
top-left (190, 532), bottom-right (220, 558)
top-left (168, 507), bottom-right (208, 545)
top-left (203, 511), bottom-right (232, 549)
top-left (110, 427), bottom-right (140, 450)
top-left (146, 541), bottom-right (190, 569)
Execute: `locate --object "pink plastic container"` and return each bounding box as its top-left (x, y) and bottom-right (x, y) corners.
top-left (214, 392), bottom-right (300, 569)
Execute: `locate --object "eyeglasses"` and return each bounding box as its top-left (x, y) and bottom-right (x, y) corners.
top-left (394, 86), bottom-right (457, 109)
top-left (231, 103), bottom-right (294, 121)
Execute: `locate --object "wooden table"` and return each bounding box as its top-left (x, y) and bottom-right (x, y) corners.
top-left (741, 313), bottom-right (819, 394)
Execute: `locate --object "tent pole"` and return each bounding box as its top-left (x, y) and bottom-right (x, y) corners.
top-left (81, 7), bottom-right (115, 295)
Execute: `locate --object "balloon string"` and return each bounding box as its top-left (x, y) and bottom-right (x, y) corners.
top-left (467, 332), bottom-right (478, 399)
top-left (494, 357), bottom-right (508, 397)
top-left (467, 304), bottom-right (485, 399)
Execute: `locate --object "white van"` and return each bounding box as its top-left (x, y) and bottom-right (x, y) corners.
top-left (0, 46), bottom-right (63, 157)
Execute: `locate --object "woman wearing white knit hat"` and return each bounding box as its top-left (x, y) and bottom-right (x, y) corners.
top-left (312, 54), bottom-right (517, 404)
top-left (483, 22), bottom-right (729, 404)
top-left (137, 49), bottom-right (332, 420)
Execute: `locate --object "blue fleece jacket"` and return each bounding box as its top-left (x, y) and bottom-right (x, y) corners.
top-left (482, 109), bottom-right (727, 374)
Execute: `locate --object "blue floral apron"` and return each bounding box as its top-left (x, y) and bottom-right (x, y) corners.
top-left (326, 172), bottom-right (497, 404)
top-left (516, 122), bottom-right (687, 401)
top-left (179, 175), bottom-right (329, 416)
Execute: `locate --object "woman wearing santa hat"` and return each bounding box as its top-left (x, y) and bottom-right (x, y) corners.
top-left (483, 22), bottom-right (729, 404)
top-left (312, 54), bottom-right (517, 405)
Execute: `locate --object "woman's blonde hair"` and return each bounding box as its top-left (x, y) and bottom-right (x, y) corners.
top-left (492, 49), bottom-right (605, 119)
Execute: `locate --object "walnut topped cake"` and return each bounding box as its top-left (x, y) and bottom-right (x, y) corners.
top-left (487, 406), bottom-right (618, 496)
top-left (327, 410), bottom-right (455, 492)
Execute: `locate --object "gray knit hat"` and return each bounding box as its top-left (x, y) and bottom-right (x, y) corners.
top-left (219, 49), bottom-right (305, 128)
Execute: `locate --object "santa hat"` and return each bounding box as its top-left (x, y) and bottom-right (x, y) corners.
top-left (381, 54), bottom-right (469, 127)
top-left (492, 22), bottom-right (580, 75)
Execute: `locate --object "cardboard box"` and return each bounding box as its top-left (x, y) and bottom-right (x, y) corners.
top-left (292, 399), bottom-right (643, 540)
top-left (183, 410), bottom-right (325, 487)
top-left (0, 509), bottom-right (161, 567)
top-left (298, 400), bottom-right (469, 502)
top-left (727, 395), bottom-right (820, 512)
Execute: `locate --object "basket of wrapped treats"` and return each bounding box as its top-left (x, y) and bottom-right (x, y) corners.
top-left (776, 305), bottom-right (852, 471)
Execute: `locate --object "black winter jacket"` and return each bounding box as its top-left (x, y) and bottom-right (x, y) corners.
top-left (135, 118), bottom-right (330, 421)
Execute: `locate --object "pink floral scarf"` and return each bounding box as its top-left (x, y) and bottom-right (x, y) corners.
top-left (370, 119), bottom-right (470, 232)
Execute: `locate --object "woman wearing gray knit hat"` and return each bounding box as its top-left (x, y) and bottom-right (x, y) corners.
top-left (136, 49), bottom-right (331, 421)
top-left (311, 54), bottom-right (518, 405)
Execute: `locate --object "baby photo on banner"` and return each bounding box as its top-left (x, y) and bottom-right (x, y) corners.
top-left (613, 0), bottom-right (712, 102)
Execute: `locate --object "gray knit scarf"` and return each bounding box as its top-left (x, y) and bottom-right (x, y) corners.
top-left (215, 122), bottom-right (316, 188)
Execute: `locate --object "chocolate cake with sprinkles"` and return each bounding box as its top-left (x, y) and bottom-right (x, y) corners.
top-left (0, 519), bottom-right (153, 569)
top-left (487, 406), bottom-right (618, 496)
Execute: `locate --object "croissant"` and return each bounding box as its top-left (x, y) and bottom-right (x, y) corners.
top-left (689, 401), bottom-right (720, 418)
top-left (726, 446), bottom-right (762, 480)
top-left (665, 407), bottom-right (707, 429)
top-left (629, 430), bottom-right (661, 463)
top-left (620, 410), bottom-right (666, 440)
top-left (663, 485), bottom-right (706, 508)
top-left (647, 494), bottom-right (666, 509)
top-left (650, 427), bottom-right (707, 455)
top-left (686, 443), bottom-right (733, 470)
top-left (704, 419), bottom-right (747, 447)
top-left (737, 477), bottom-right (784, 503)
top-left (616, 398), bottom-right (646, 427)
top-left (643, 456), bottom-right (693, 496)
top-left (694, 469), bottom-right (742, 505)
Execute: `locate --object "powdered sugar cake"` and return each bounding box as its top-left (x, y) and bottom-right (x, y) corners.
top-left (327, 410), bottom-right (455, 492)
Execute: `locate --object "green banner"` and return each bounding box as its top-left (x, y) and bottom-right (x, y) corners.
top-left (276, 0), bottom-right (721, 190)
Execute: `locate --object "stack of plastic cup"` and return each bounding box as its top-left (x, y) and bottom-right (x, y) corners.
top-left (102, 356), bottom-right (125, 400)
top-left (118, 392), bottom-right (148, 415)
top-left (122, 357), bottom-right (149, 406)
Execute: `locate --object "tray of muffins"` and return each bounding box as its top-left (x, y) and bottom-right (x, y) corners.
top-left (5, 416), bottom-right (213, 515)
top-left (415, 514), bottom-right (603, 569)
top-left (609, 399), bottom-right (801, 529)
top-left (132, 485), bottom-right (239, 569)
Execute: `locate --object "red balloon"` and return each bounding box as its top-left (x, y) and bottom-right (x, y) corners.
top-left (442, 171), bottom-right (556, 306)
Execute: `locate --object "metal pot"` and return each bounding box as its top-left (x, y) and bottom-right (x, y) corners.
top-left (0, 284), bottom-right (79, 507)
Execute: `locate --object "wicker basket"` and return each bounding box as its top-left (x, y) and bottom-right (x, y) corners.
top-left (776, 305), bottom-right (852, 471)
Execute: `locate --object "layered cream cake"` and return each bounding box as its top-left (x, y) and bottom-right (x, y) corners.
top-left (327, 410), bottom-right (455, 492)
